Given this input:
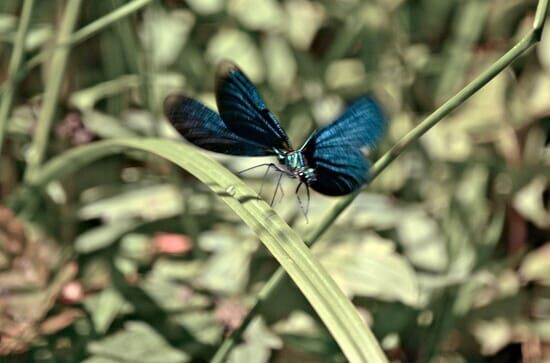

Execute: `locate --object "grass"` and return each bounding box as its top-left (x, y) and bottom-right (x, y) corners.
top-left (0, 1), bottom-right (549, 362)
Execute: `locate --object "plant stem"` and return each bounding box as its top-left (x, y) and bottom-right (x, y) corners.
top-left (23, 0), bottom-right (82, 182)
top-left (0, 0), bottom-right (154, 96)
top-left (0, 0), bottom-right (35, 155)
top-left (534, 0), bottom-right (549, 34)
top-left (370, 34), bottom-right (538, 180)
top-left (71, 0), bottom-right (154, 45)
top-left (210, 13), bottom-right (548, 362)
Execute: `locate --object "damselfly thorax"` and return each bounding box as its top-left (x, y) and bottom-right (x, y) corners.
top-left (273, 148), bottom-right (317, 185)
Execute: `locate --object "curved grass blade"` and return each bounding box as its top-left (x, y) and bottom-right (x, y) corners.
top-left (211, 1), bottom-right (550, 359)
top-left (26, 138), bottom-right (388, 363)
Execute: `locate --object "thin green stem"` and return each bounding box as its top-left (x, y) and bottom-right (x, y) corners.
top-left (212, 268), bottom-right (287, 362)
top-left (210, 23), bottom-right (546, 363)
top-left (72, 0), bottom-right (154, 45)
top-left (0, 0), bottom-right (154, 96)
top-left (369, 32), bottom-right (537, 180)
top-left (24, 0), bottom-right (82, 182)
top-left (0, 0), bottom-right (35, 155)
top-left (534, 0), bottom-right (549, 35)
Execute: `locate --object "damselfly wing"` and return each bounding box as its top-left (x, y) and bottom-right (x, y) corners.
top-left (164, 60), bottom-right (386, 204)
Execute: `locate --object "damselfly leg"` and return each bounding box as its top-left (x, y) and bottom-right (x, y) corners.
top-left (295, 182), bottom-right (311, 222)
top-left (237, 163), bottom-right (275, 175)
top-left (238, 163), bottom-right (290, 206)
top-left (270, 172), bottom-right (284, 206)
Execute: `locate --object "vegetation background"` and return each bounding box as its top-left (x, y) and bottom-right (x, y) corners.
top-left (0, 0), bottom-right (549, 362)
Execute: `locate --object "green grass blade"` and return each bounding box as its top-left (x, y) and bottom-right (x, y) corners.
top-left (0, 0), bottom-right (154, 97)
top-left (212, 14), bottom-right (549, 361)
top-left (24, 0), bottom-right (82, 181)
top-left (26, 138), bottom-right (389, 363)
top-left (534, 0), bottom-right (549, 34)
top-left (0, 0), bottom-right (35, 155)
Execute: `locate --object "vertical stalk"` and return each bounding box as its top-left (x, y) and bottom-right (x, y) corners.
top-left (0, 0), bottom-right (36, 155)
top-left (434, 0), bottom-right (488, 103)
top-left (24, 0), bottom-right (83, 182)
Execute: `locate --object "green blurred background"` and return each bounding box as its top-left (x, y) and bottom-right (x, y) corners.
top-left (0, 0), bottom-right (549, 362)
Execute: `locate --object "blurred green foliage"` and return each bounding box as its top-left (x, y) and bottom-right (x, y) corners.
top-left (0, 0), bottom-right (549, 362)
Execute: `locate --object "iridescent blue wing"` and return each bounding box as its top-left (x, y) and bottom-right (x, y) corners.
top-left (302, 97), bottom-right (386, 196)
top-left (164, 95), bottom-right (277, 156)
top-left (215, 60), bottom-right (291, 151)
